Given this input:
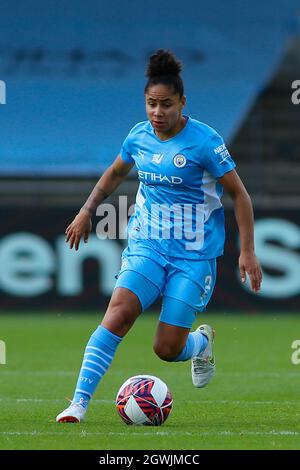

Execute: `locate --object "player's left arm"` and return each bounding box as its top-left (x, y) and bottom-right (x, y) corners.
top-left (219, 169), bottom-right (262, 293)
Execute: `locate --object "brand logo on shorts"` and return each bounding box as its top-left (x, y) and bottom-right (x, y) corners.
top-left (173, 154), bottom-right (186, 168)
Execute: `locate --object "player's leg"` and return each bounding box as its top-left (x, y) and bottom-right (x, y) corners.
top-left (155, 258), bottom-right (217, 387)
top-left (56, 255), bottom-right (164, 423)
top-left (154, 297), bottom-right (215, 388)
top-left (153, 298), bottom-right (208, 362)
top-left (56, 287), bottom-right (142, 423)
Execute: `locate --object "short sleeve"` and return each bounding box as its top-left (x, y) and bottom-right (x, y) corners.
top-left (119, 134), bottom-right (135, 165)
top-left (202, 133), bottom-right (236, 178)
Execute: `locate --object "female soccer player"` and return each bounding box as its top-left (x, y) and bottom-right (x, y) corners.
top-left (56, 49), bottom-right (262, 423)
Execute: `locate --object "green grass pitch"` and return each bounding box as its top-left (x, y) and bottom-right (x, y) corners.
top-left (0, 312), bottom-right (300, 450)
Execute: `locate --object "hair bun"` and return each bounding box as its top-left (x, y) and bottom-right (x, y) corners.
top-left (146, 49), bottom-right (182, 78)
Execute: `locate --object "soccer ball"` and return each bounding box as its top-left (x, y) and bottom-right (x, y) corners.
top-left (115, 374), bottom-right (173, 426)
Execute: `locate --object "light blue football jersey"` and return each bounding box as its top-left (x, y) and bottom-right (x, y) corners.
top-left (120, 116), bottom-right (236, 260)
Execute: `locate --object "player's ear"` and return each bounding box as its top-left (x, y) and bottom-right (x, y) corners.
top-left (180, 95), bottom-right (186, 108)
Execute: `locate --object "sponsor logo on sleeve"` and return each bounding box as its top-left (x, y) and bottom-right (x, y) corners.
top-left (213, 144), bottom-right (230, 164)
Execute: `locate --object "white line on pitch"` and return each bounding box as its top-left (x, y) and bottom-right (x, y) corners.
top-left (0, 398), bottom-right (299, 406)
top-left (0, 398), bottom-right (113, 404)
top-left (1, 370), bottom-right (300, 378)
top-left (0, 430), bottom-right (299, 437)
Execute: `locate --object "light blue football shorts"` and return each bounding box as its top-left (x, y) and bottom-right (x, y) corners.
top-left (114, 245), bottom-right (217, 329)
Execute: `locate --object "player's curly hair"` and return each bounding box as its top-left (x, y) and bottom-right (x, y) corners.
top-left (144, 49), bottom-right (184, 97)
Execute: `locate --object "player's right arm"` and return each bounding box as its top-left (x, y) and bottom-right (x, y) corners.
top-left (65, 155), bottom-right (134, 250)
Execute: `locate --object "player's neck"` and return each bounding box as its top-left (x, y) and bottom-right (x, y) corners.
top-left (155, 116), bottom-right (187, 141)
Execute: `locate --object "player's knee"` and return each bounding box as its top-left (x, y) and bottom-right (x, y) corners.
top-left (110, 304), bottom-right (135, 328)
top-left (153, 342), bottom-right (179, 362)
top-left (102, 297), bottom-right (140, 337)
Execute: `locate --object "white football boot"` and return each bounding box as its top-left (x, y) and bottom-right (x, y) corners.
top-left (191, 324), bottom-right (216, 388)
top-left (56, 398), bottom-right (87, 423)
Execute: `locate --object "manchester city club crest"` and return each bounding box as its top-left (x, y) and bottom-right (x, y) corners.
top-left (173, 154), bottom-right (187, 168)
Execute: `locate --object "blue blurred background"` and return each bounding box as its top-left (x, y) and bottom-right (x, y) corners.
top-left (0, 0), bottom-right (299, 311)
top-left (0, 0), bottom-right (299, 174)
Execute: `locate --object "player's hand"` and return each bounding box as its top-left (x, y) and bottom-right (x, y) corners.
top-left (65, 209), bottom-right (92, 250)
top-left (239, 251), bottom-right (262, 293)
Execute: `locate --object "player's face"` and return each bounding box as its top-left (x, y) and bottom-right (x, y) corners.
top-left (145, 84), bottom-right (186, 138)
